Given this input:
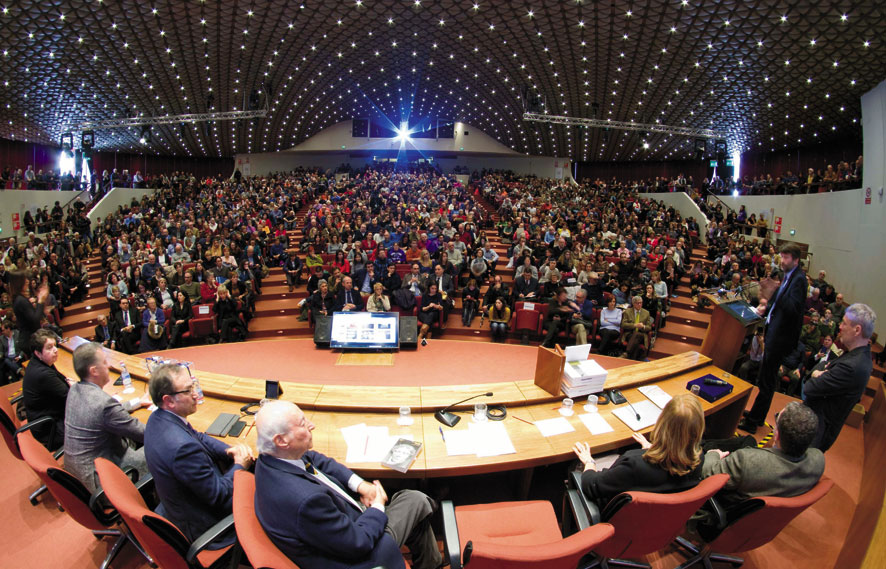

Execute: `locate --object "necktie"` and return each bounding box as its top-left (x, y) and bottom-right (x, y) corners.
top-left (304, 460), bottom-right (316, 474)
top-left (124, 311), bottom-right (130, 326)
top-left (103, 326), bottom-right (109, 339)
top-left (304, 461), bottom-right (363, 511)
top-left (346, 290), bottom-right (352, 305)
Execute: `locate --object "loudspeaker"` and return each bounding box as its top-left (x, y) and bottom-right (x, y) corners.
top-left (399, 316), bottom-right (418, 349)
top-left (352, 118), bottom-right (369, 138)
top-left (313, 315), bottom-right (332, 348)
top-left (715, 139), bottom-right (727, 160)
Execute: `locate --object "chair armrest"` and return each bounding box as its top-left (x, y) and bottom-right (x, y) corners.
top-left (10, 394), bottom-right (23, 405)
top-left (185, 513), bottom-right (235, 564)
top-left (14, 416), bottom-right (57, 452)
top-left (53, 448), bottom-right (65, 460)
top-left (565, 488), bottom-right (591, 531)
top-left (567, 470), bottom-right (602, 525)
top-left (441, 500), bottom-right (463, 569)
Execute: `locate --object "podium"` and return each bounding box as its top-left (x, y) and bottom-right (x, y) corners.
top-left (700, 296), bottom-right (762, 372)
top-left (534, 345), bottom-right (565, 396)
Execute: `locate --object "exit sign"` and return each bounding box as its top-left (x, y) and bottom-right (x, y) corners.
top-left (709, 160), bottom-right (718, 167)
top-left (725, 159), bottom-right (734, 167)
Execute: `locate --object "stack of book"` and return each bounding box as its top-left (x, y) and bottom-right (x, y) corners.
top-left (561, 359), bottom-right (608, 398)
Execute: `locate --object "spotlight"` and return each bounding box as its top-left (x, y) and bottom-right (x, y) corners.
top-left (395, 121), bottom-right (411, 143)
top-left (642, 142), bottom-right (650, 149)
top-left (140, 126), bottom-right (151, 144)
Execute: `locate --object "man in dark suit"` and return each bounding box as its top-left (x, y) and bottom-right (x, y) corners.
top-left (429, 264), bottom-right (455, 320)
top-left (112, 297), bottom-right (142, 354)
top-left (253, 400), bottom-right (440, 569)
top-left (332, 276), bottom-right (361, 312)
top-left (513, 270), bottom-right (540, 302)
top-left (144, 364), bottom-right (254, 548)
top-left (739, 244), bottom-right (807, 433)
top-left (352, 264), bottom-right (381, 299)
top-left (93, 313), bottom-right (116, 350)
top-left (1, 320), bottom-right (25, 384)
top-left (803, 303), bottom-right (875, 451)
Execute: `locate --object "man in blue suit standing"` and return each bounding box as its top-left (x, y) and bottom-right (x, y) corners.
top-left (145, 364), bottom-right (254, 547)
top-left (253, 400), bottom-right (440, 569)
top-left (739, 243), bottom-right (807, 434)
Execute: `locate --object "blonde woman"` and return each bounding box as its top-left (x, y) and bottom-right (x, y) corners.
top-left (573, 393), bottom-right (704, 507)
top-left (366, 282), bottom-right (391, 313)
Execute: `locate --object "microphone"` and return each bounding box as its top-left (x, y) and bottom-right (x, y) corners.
top-left (704, 377), bottom-right (729, 386)
top-left (435, 392), bottom-right (493, 427)
top-left (625, 399), bottom-right (641, 422)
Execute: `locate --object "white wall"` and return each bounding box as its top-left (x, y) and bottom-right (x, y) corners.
top-left (861, 79), bottom-right (886, 197)
top-left (88, 187), bottom-right (158, 227)
top-left (0, 189), bottom-right (90, 238)
top-left (719, 188), bottom-right (885, 337)
top-left (640, 192), bottom-right (709, 243)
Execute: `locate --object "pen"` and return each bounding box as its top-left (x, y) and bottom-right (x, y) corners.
top-left (244, 422), bottom-right (254, 438)
top-left (512, 416), bottom-right (533, 426)
top-left (438, 426), bottom-right (445, 442)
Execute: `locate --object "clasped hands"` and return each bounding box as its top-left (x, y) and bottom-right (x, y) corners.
top-left (357, 479), bottom-right (388, 509)
top-left (226, 444), bottom-right (256, 469)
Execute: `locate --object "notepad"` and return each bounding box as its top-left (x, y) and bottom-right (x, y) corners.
top-left (443, 430), bottom-right (475, 456)
top-left (579, 412), bottom-right (614, 435)
top-left (611, 400), bottom-right (662, 431)
top-left (534, 417), bottom-right (576, 437)
top-left (468, 421), bottom-right (516, 457)
top-left (638, 384), bottom-right (673, 409)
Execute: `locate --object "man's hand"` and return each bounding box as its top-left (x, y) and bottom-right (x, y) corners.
top-left (369, 480), bottom-right (388, 510)
top-left (811, 370), bottom-right (824, 379)
top-left (712, 449), bottom-right (730, 460)
top-left (36, 284), bottom-right (49, 303)
top-left (758, 277), bottom-right (780, 301)
top-left (357, 480), bottom-right (377, 507)
top-left (227, 444), bottom-right (255, 469)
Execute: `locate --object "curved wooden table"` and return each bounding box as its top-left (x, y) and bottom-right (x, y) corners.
top-left (58, 337), bottom-right (752, 479)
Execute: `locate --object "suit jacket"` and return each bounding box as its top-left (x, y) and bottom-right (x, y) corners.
top-left (113, 307), bottom-right (142, 335)
top-left (621, 307), bottom-right (653, 347)
top-left (804, 344), bottom-right (873, 451)
top-left (513, 276), bottom-right (540, 299)
top-left (332, 287), bottom-right (362, 312)
top-left (64, 381), bottom-right (145, 492)
top-left (22, 356), bottom-right (69, 449)
top-left (580, 448), bottom-right (703, 507)
top-left (352, 268), bottom-right (381, 294)
top-left (1, 330), bottom-right (25, 361)
top-left (93, 323), bottom-right (116, 346)
top-left (701, 446), bottom-right (824, 506)
top-left (255, 452), bottom-right (404, 569)
top-left (763, 267), bottom-right (807, 354)
top-left (427, 273), bottom-right (455, 298)
top-left (144, 409), bottom-right (240, 546)
top-left (400, 273), bottom-right (427, 296)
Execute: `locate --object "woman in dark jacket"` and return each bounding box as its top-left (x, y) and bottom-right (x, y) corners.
top-left (22, 330), bottom-right (70, 449)
top-left (417, 282), bottom-right (443, 346)
top-left (213, 285), bottom-right (246, 342)
top-left (10, 269), bottom-right (49, 346)
top-left (167, 291), bottom-right (192, 348)
top-left (461, 278), bottom-right (481, 326)
top-left (572, 393), bottom-right (705, 508)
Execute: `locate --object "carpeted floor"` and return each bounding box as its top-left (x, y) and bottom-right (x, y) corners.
top-left (147, 339), bottom-right (636, 386)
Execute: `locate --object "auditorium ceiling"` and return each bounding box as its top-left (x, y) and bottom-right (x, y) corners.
top-left (0, 0), bottom-right (882, 162)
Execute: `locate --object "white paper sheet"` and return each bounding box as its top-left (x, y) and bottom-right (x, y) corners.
top-left (442, 429), bottom-right (476, 456)
top-left (578, 412), bottom-right (615, 435)
top-left (638, 384), bottom-right (673, 409)
top-left (468, 421), bottom-right (517, 457)
top-left (611, 400), bottom-right (662, 431)
top-left (534, 417), bottom-right (576, 437)
top-left (341, 424), bottom-right (401, 463)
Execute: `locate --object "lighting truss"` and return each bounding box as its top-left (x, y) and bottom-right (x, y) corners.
top-left (77, 108), bottom-right (267, 130)
top-left (522, 112), bottom-right (727, 139)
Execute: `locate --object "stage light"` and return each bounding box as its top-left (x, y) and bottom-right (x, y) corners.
top-left (395, 121), bottom-right (411, 142)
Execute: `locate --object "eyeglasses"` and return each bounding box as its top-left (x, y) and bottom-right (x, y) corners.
top-left (171, 382), bottom-right (197, 397)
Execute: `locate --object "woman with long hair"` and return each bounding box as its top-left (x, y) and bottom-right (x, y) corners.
top-left (573, 393), bottom-right (705, 507)
top-left (417, 282), bottom-right (443, 345)
top-left (167, 291), bottom-right (192, 348)
top-left (9, 269), bottom-right (49, 344)
top-left (488, 297), bottom-right (511, 342)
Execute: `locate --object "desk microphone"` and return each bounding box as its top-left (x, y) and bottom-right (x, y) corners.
top-left (625, 399), bottom-right (641, 422)
top-left (435, 392), bottom-right (493, 427)
top-left (704, 377), bottom-right (730, 386)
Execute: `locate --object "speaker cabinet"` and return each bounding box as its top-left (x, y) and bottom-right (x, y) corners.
top-left (313, 315), bottom-right (332, 348)
top-left (399, 316), bottom-right (418, 349)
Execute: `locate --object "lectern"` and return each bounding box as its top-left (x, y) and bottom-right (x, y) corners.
top-left (700, 296), bottom-right (762, 372)
top-left (534, 344), bottom-right (565, 396)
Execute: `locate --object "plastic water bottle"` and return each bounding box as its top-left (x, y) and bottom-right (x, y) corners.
top-left (187, 366), bottom-right (205, 404)
top-left (119, 362), bottom-right (135, 393)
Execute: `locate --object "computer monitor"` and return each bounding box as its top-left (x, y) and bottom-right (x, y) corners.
top-left (329, 311), bottom-right (399, 350)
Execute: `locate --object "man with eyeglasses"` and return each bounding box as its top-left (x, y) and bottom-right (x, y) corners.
top-left (144, 364), bottom-right (254, 549)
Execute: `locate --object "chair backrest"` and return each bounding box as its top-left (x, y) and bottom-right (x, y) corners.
top-left (707, 477), bottom-right (834, 554)
top-left (597, 473), bottom-right (730, 559)
top-left (94, 458), bottom-right (191, 569)
top-left (466, 523), bottom-right (614, 569)
top-left (16, 429), bottom-right (109, 532)
top-left (233, 471), bottom-right (300, 569)
top-left (0, 386), bottom-right (22, 460)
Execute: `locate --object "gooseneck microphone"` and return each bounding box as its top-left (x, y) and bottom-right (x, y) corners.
top-left (435, 392), bottom-right (493, 427)
top-left (625, 399), bottom-right (641, 422)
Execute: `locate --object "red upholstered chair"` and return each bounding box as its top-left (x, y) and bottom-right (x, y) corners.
top-left (95, 458), bottom-right (238, 569)
top-left (511, 303), bottom-right (541, 344)
top-left (568, 472), bottom-right (730, 568)
top-left (233, 471), bottom-right (300, 569)
top-left (16, 429), bottom-right (149, 569)
top-left (441, 499), bottom-right (614, 569)
top-left (189, 304), bottom-right (217, 343)
top-left (673, 477), bottom-right (834, 569)
top-left (1, 381), bottom-right (52, 505)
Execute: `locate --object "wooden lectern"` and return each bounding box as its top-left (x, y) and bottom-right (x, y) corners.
top-left (534, 344), bottom-right (565, 396)
top-left (700, 295), bottom-right (762, 373)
